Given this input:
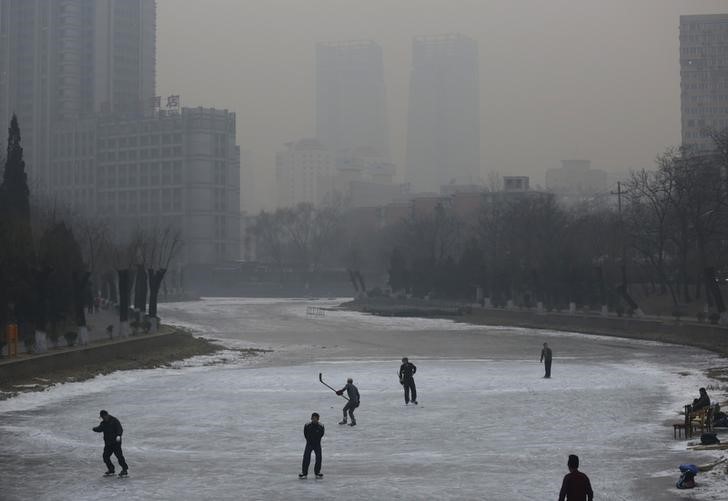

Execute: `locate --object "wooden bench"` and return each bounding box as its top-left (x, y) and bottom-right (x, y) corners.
top-left (674, 405), bottom-right (715, 439)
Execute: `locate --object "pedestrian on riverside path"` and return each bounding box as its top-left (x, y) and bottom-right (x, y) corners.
top-left (399, 357), bottom-right (418, 405)
top-left (540, 342), bottom-right (553, 378)
top-left (299, 412), bottom-right (324, 479)
top-left (558, 454), bottom-right (594, 501)
top-left (336, 378), bottom-right (360, 426)
top-left (92, 410), bottom-right (128, 477)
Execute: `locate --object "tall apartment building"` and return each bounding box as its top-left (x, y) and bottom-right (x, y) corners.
top-left (0, 0), bottom-right (156, 186)
top-left (406, 34), bottom-right (480, 193)
top-left (545, 159), bottom-right (607, 197)
top-left (276, 138), bottom-right (334, 207)
top-left (680, 14), bottom-right (728, 151)
top-left (50, 107), bottom-right (241, 265)
top-left (316, 40), bottom-right (389, 159)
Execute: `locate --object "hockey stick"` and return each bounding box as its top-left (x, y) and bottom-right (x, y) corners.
top-left (319, 373), bottom-right (349, 400)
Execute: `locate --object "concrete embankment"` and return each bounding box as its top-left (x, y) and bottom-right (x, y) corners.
top-left (0, 328), bottom-right (222, 394)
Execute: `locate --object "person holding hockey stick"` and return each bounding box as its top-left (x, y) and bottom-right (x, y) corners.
top-left (399, 357), bottom-right (418, 405)
top-left (92, 410), bottom-right (128, 477)
top-left (299, 412), bottom-right (324, 479)
top-left (336, 378), bottom-right (360, 426)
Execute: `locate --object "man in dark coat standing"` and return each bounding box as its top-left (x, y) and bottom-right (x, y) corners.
top-left (558, 454), bottom-right (594, 501)
top-left (540, 342), bottom-right (553, 378)
top-left (93, 410), bottom-right (128, 477)
top-left (399, 357), bottom-right (418, 405)
top-left (299, 412), bottom-right (324, 479)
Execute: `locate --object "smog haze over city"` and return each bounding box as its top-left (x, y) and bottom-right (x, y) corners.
top-left (159, 0), bottom-right (726, 210)
top-left (3, 1), bottom-right (728, 500)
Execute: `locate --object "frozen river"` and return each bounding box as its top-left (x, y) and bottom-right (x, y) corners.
top-left (0, 298), bottom-right (720, 500)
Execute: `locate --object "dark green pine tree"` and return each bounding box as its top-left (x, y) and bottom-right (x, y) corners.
top-left (0, 114), bottom-right (34, 329)
top-left (0, 115), bottom-right (32, 246)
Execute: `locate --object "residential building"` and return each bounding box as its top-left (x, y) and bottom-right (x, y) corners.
top-left (0, 0), bottom-right (156, 188)
top-left (316, 40), bottom-right (389, 159)
top-left (276, 138), bottom-right (335, 207)
top-left (680, 14), bottom-right (728, 150)
top-left (545, 160), bottom-right (607, 197)
top-left (50, 107), bottom-right (241, 265)
top-left (406, 33), bottom-right (480, 192)
top-left (503, 176), bottom-right (530, 192)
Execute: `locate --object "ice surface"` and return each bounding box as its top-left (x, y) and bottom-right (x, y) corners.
top-left (0, 298), bottom-right (722, 500)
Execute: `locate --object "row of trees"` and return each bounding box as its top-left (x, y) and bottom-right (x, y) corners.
top-left (0, 116), bottom-right (181, 354)
top-left (251, 129), bottom-right (728, 317)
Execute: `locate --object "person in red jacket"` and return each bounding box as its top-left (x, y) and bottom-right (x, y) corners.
top-left (558, 455), bottom-right (593, 501)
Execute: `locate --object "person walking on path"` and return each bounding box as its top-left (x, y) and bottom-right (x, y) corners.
top-left (336, 378), bottom-right (360, 426)
top-left (299, 412), bottom-right (325, 479)
top-left (558, 454), bottom-right (593, 501)
top-left (540, 342), bottom-right (553, 378)
top-left (92, 410), bottom-right (128, 477)
top-left (399, 357), bottom-right (418, 405)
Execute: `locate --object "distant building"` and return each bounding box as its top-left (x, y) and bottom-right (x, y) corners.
top-left (503, 176), bottom-right (530, 192)
top-left (276, 138), bottom-right (335, 207)
top-left (50, 107), bottom-right (241, 265)
top-left (316, 40), bottom-right (390, 159)
top-left (0, 0), bottom-right (157, 187)
top-left (545, 160), bottom-right (607, 197)
top-left (680, 14), bottom-right (728, 151)
top-left (406, 33), bottom-right (480, 192)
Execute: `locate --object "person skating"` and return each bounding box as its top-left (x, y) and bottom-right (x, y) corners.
top-left (558, 455), bottom-right (593, 501)
top-left (540, 342), bottom-right (553, 378)
top-left (92, 410), bottom-right (128, 477)
top-left (399, 357), bottom-right (418, 405)
top-left (299, 412), bottom-right (325, 479)
top-left (336, 378), bottom-right (360, 426)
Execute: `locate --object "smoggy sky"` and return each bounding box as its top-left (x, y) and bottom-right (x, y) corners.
top-left (157, 0), bottom-right (727, 211)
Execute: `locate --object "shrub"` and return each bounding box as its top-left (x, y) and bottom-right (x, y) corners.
top-left (696, 311), bottom-right (706, 323)
top-left (709, 313), bottom-right (720, 325)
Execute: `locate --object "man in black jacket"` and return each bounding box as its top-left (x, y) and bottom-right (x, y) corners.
top-left (92, 410), bottom-right (128, 477)
top-left (336, 378), bottom-right (360, 426)
top-left (399, 357), bottom-right (418, 405)
top-left (540, 342), bottom-right (553, 378)
top-left (299, 412), bottom-right (324, 479)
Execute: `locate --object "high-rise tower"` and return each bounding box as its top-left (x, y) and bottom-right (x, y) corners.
top-left (406, 34), bottom-right (480, 193)
top-left (316, 40), bottom-right (389, 160)
top-left (0, 0), bottom-right (156, 186)
top-left (680, 14), bottom-right (728, 151)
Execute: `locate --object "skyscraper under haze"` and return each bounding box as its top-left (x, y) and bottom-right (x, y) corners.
top-left (679, 14), bottom-right (728, 151)
top-left (406, 34), bottom-right (480, 193)
top-left (316, 40), bottom-right (390, 160)
top-left (0, 0), bottom-right (156, 187)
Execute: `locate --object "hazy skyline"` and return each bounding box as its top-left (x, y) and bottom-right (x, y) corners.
top-left (157, 0), bottom-right (727, 210)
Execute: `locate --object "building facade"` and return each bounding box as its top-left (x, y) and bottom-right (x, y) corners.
top-left (0, 0), bottom-right (156, 187)
top-left (50, 107), bottom-right (241, 265)
top-left (276, 138), bottom-right (334, 208)
top-left (316, 40), bottom-right (389, 159)
top-left (680, 14), bottom-right (728, 151)
top-left (406, 33), bottom-right (480, 193)
top-left (545, 159), bottom-right (607, 198)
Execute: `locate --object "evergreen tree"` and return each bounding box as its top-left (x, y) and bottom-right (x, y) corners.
top-left (0, 115), bottom-right (33, 330)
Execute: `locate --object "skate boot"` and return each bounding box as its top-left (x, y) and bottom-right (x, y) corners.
top-left (118, 470), bottom-right (128, 477)
top-left (338, 419), bottom-right (347, 425)
top-left (349, 420), bottom-right (357, 427)
top-left (104, 470), bottom-right (115, 477)
top-left (315, 473), bottom-right (324, 479)
top-left (298, 473), bottom-right (307, 479)
top-left (413, 401), bottom-right (418, 405)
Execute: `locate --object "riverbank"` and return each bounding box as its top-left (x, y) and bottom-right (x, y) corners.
top-left (343, 297), bottom-right (728, 358)
top-left (0, 328), bottom-right (233, 400)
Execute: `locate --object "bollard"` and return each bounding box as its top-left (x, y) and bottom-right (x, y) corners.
top-left (6, 322), bottom-right (18, 357)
